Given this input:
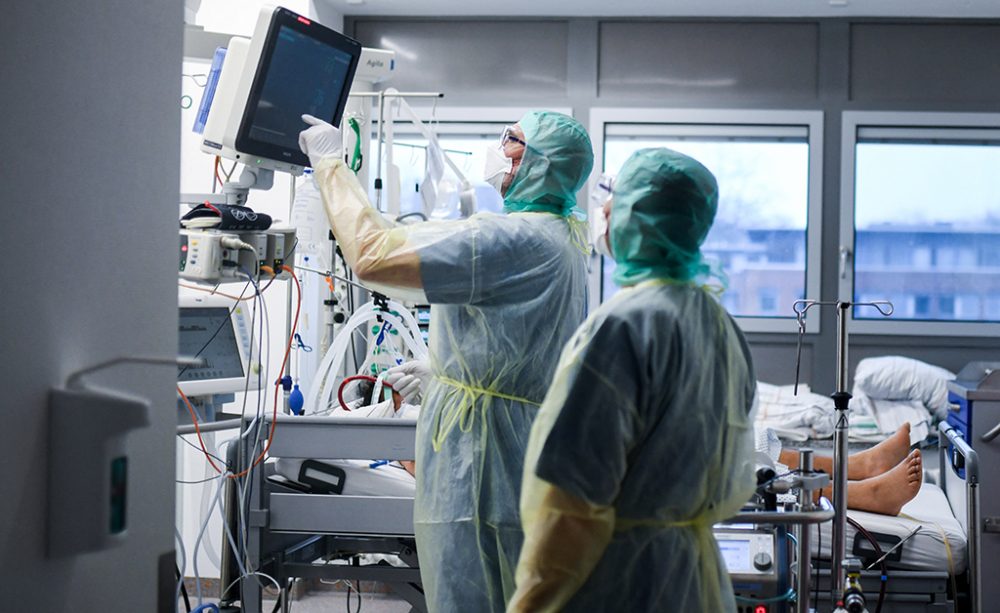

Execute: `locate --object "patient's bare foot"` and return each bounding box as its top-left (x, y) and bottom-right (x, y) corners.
top-left (847, 450), bottom-right (922, 516)
top-left (779, 423), bottom-right (912, 480)
top-left (851, 423), bottom-right (912, 480)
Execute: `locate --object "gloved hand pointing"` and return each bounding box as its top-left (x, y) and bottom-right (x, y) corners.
top-left (298, 114), bottom-right (343, 169)
top-left (384, 360), bottom-right (432, 404)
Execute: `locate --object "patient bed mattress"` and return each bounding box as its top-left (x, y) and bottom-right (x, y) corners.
top-left (275, 458), bottom-right (415, 497)
top-left (810, 483), bottom-right (967, 574)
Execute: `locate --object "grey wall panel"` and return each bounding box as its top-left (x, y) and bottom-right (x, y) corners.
top-left (850, 23), bottom-right (1000, 103)
top-left (352, 20), bottom-right (569, 99)
top-left (749, 341), bottom-right (811, 386)
top-left (1, 0), bottom-right (181, 608)
top-left (341, 14), bottom-right (1000, 392)
top-left (598, 21), bottom-right (819, 100)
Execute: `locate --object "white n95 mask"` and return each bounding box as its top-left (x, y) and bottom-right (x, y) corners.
top-left (483, 144), bottom-right (513, 193)
top-left (589, 174), bottom-right (615, 257)
top-left (590, 206), bottom-right (613, 258)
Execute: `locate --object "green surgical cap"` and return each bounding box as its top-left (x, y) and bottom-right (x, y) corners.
top-left (610, 147), bottom-right (719, 285)
top-left (503, 111), bottom-right (594, 217)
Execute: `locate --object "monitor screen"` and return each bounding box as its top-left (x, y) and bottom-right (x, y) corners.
top-left (178, 307), bottom-right (245, 383)
top-left (235, 8), bottom-right (361, 168)
top-left (718, 538), bottom-right (751, 573)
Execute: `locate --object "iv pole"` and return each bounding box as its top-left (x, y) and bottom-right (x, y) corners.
top-left (348, 90), bottom-right (445, 211)
top-left (793, 299), bottom-right (892, 611)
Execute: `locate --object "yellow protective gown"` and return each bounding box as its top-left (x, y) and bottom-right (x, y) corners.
top-left (312, 110), bottom-right (593, 612)
top-left (509, 280), bottom-right (756, 612)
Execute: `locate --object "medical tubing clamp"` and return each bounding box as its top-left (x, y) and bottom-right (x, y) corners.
top-left (791, 299), bottom-right (893, 612)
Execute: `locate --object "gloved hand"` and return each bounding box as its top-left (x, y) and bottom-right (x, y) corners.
top-left (298, 114), bottom-right (343, 168)
top-left (383, 360), bottom-right (432, 404)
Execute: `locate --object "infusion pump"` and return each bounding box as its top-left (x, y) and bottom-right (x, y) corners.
top-left (715, 525), bottom-right (790, 613)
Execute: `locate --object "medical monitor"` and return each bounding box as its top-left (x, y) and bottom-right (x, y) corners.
top-left (177, 294), bottom-right (259, 397)
top-left (200, 6), bottom-right (361, 174)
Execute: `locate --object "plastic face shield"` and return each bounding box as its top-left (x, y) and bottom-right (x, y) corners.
top-left (500, 125), bottom-right (527, 149)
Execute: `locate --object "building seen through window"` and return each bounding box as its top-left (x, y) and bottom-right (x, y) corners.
top-left (852, 140), bottom-right (1000, 322)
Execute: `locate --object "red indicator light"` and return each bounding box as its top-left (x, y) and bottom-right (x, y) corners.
top-left (181, 245), bottom-right (188, 252)
top-left (755, 606), bottom-right (767, 613)
top-left (297, 16), bottom-right (311, 25)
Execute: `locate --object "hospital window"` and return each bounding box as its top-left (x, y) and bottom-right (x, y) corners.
top-left (843, 113), bottom-right (1000, 332)
top-left (597, 113), bottom-right (822, 334)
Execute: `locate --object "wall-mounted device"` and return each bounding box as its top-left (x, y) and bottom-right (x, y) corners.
top-left (47, 387), bottom-right (150, 557)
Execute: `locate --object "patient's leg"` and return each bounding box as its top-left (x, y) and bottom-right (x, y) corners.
top-left (779, 422), bottom-right (911, 480)
top-left (838, 449), bottom-right (923, 516)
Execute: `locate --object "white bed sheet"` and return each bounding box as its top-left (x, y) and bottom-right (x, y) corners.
top-left (810, 483), bottom-right (967, 574)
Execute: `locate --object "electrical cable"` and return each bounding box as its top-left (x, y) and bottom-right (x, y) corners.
top-left (395, 211), bottom-right (428, 223)
top-left (240, 267), bottom-right (269, 593)
top-left (214, 156), bottom-right (225, 190)
top-left (757, 469), bottom-right (798, 494)
top-left (176, 562), bottom-right (192, 613)
top-left (231, 265), bottom-right (301, 479)
top-left (734, 587), bottom-right (795, 604)
top-left (221, 571), bottom-right (283, 603)
top-left (269, 578), bottom-right (295, 613)
top-left (178, 386), bottom-right (225, 473)
top-left (346, 579), bottom-right (362, 613)
top-left (180, 267), bottom-right (300, 479)
top-left (176, 473), bottom-right (225, 485)
top-left (177, 432), bottom-right (226, 465)
top-left (192, 472), bottom-right (229, 606)
top-left (178, 280), bottom-right (275, 301)
top-left (847, 516), bottom-right (889, 613)
top-left (175, 526), bottom-right (190, 613)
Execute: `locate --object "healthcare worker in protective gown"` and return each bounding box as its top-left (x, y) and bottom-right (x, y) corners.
top-left (508, 148), bottom-right (757, 613)
top-left (298, 111), bottom-right (593, 612)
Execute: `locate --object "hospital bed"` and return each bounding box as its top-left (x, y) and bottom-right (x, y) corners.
top-left (222, 418), bottom-right (979, 613)
top-left (220, 415), bottom-right (424, 613)
top-left (791, 423), bottom-right (978, 613)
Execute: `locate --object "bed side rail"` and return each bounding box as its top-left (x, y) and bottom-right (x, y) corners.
top-left (939, 421), bottom-right (980, 613)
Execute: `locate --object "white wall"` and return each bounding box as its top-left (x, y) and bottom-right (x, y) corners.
top-left (193, 0), bottom-right (343, 35)
top-left (0, 0), bottom-right (183, 610)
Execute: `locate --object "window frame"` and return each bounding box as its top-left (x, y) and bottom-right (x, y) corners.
top-left (589, 108), bottom-right (825, 334)
top-left (839, 111), bottom-right (1000, 337)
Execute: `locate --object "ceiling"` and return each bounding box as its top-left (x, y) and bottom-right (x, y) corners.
top-left (322, 0), bottom-right (1000, 19)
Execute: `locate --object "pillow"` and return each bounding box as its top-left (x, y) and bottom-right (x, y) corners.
top-left (853, 356), bottom-right (955, 419)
